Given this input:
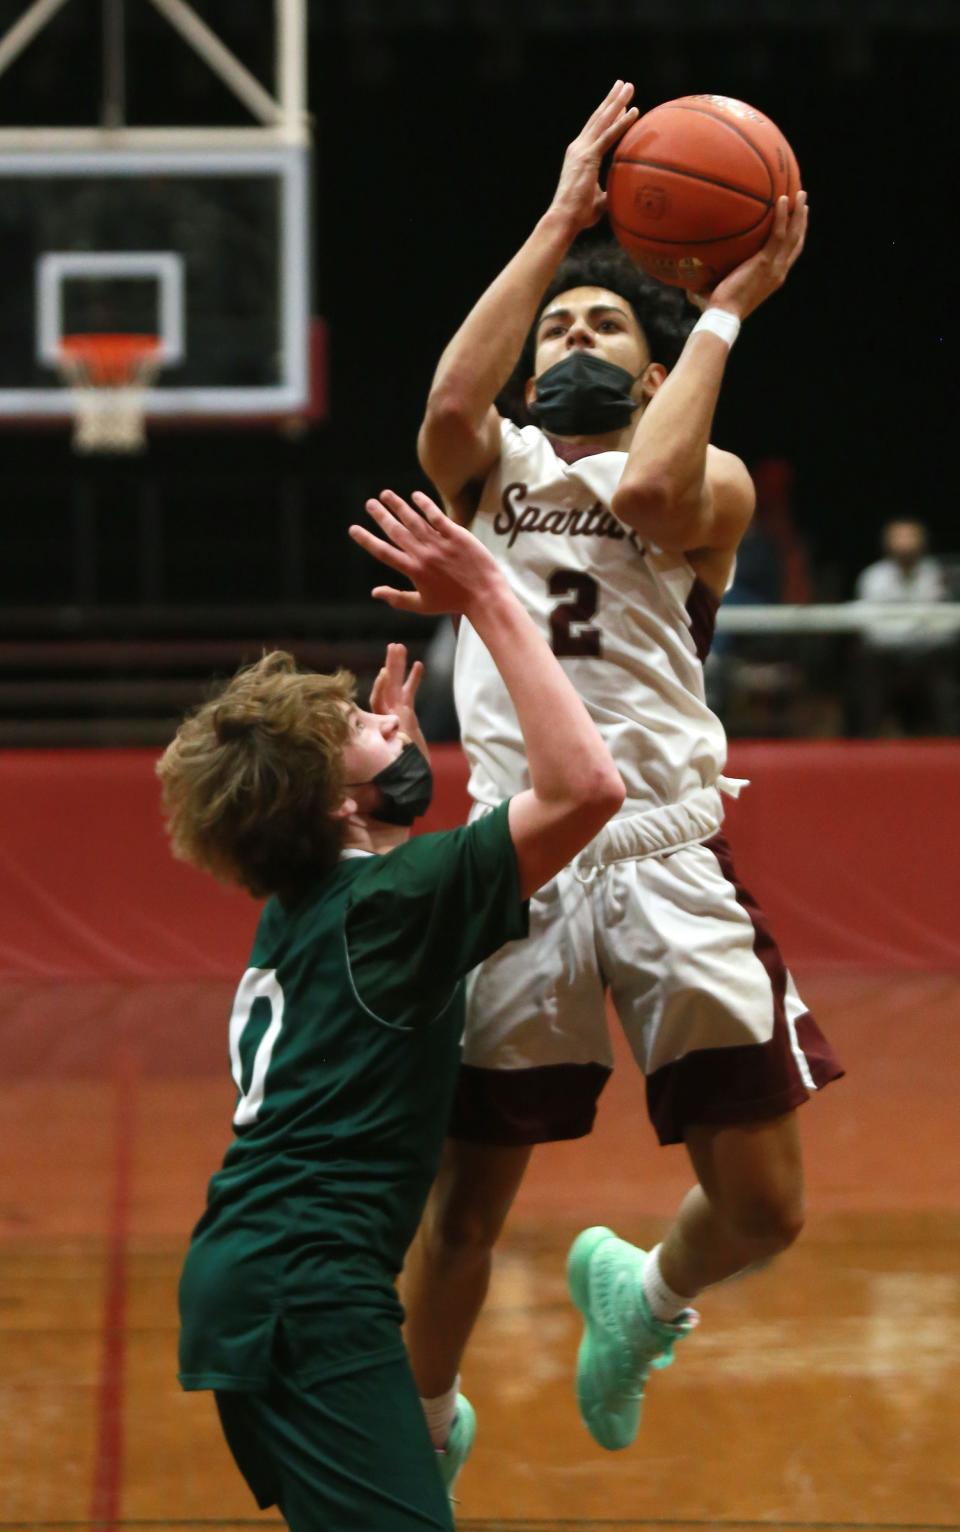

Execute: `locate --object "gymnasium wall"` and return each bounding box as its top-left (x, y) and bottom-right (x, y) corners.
top-left (2, 743), bottom-right (958, 981)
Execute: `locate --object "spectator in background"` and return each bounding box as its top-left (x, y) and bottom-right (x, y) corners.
top-left (850, 519), bottom-right (956, 736)
top-left (751, 457), bottom-right (813, 605)
top-left (856, 518), bottom-right (945, 607)
top-left (704, 516), bottom-right (785, 719)
top-left (705, 458), bottom-right (811, 728)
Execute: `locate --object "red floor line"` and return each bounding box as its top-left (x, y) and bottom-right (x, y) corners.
top-left (89, 1043), bottom-right (137, 1531)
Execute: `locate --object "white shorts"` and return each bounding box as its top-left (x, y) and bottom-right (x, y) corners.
top-left (449, 806), bottom-right (842, 1147)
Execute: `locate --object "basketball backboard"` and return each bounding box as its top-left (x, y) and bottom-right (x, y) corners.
top-left (0, 0), bottom-right (314, 431)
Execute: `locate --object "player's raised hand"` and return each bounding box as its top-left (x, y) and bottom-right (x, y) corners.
top-left (370, 642), bottom-right (429, 759)
top-left (690, 190), bottom-right (809, 320)
top-left (349, 489), bottom-right (505, 618)
top-left (549, 80), bottom-right (638, 235)
top-left (370, 642), bottom-right (422, 720)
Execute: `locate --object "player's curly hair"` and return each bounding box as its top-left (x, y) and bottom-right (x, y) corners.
top-left (497, 239), bottom-right (695, 423)
top-left (156, 651), bottom-right (356, 899)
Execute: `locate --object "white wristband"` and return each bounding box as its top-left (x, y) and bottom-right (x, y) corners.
top-left (691, 307), bottom-right (741, 348)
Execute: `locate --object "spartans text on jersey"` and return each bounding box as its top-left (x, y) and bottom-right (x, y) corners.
top-left (494, 482), bottom-right (634, 549)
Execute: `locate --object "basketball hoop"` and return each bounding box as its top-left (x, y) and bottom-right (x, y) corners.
top-left (56, 332), bottom-right (162, 454)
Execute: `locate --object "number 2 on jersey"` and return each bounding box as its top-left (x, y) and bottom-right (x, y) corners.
top-left (229, 967), bottom-right (285, 1127)
top-left (548, 569), bottom-right (602, 657)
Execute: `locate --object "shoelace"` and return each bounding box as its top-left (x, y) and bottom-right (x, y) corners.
top-left (650, 1307), bottom-right (700, 1371)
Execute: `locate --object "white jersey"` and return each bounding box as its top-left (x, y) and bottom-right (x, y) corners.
top-left (454, 418), bottom-right (729, 816)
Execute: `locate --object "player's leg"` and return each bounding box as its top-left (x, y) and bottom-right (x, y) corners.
top-left (403, 1137), bottom-right (533, 1403)
top-left (404, 859), bottom-right (611, 1457)
top-left (567, 1117), bottom-right (804, 1453)
top-left (568, 836), bottom-right (842, 1450)
top-left (403, 1138), bottom-right (531, 1497)
top-left (657, 1108), bottom-right (805, 1297)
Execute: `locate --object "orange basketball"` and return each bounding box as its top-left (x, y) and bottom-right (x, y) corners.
top-left (607, 94), bottom-right (800, 293)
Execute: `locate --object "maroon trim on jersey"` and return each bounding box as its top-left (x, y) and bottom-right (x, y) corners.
top-left (685, 576), bottom-right (720, 662)
top-left (645, 833), bottom-right (844, 1147)
top-left (449, 1060), bottom-right (611, 1145)
top-left (547, 436), bottom-right (614, 465)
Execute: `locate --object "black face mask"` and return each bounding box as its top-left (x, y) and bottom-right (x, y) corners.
top-left (365, 742), bottom-right (434, 826)
top-left (528, 351), bottom-right (639, 437)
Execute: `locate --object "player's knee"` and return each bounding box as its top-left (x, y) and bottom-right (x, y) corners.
top-left (422, 1198), bottom-right (502, 1262)
top-left (725, 1186), bottom-right (805, 1251)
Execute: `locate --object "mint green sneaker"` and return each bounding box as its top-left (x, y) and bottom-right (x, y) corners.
top-left (436, 1394), bottom-right (476, 1501)
top-left (567, 1226), bottom-right (698, 1451)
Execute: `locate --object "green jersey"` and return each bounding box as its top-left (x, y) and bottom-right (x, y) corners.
top-left (178, 800), bottom-right (527, 1392)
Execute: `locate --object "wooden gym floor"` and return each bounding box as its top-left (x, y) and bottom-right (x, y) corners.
top-left (2, 971), bottom-right (959, 1531)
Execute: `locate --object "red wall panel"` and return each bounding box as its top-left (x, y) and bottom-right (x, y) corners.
top-left (1, 743), bottom-right (957, 979)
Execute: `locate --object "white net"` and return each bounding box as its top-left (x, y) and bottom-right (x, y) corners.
top-left (56, 334), bottom-right (161, 454)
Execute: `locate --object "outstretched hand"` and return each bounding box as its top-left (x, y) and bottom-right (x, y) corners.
top-left (370, 642), bottom-right (429, 760)
top-left (689, 190), bottom-right (809, 320)
top-left (549, 80), bottom-right (639, 235)
top-left (348, 488), bottom-right (504, 618)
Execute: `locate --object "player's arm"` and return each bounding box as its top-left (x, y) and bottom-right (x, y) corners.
top-left (612, 192), bottom-right (808, 555)
top-left (418, 81), bottom-right (639, 518)
top-left (349, 491), bottom-right (625, 896)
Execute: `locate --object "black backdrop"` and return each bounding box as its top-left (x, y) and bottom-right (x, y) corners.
top-left (0, 3), bottom-right (956, 603)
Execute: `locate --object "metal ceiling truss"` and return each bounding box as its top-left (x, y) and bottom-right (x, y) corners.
top-left (0, 0), bottom-right (309, 150)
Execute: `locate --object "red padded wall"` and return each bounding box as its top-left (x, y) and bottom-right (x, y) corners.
top-left (1, 743), bottom-right (957, 979)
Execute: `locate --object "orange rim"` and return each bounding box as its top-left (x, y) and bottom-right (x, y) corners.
top-left (59, 332), bottom-right (161, 387)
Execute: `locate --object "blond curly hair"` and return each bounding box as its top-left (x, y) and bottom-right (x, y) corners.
top-left (157, 651), bottom-right (356, 898)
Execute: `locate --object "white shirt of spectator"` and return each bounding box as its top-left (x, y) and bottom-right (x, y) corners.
top-left (854, 556), bottom-right (947, 647)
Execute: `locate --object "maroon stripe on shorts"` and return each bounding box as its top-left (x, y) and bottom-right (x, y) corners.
top-left (449, 1061), bottom-right (611, 1145)
top-left (686, 575), bottom-right (720, 662)
top-left (645, 833), bottom-right (844, 1147)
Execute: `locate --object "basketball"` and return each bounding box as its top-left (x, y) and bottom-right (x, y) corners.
top-left (606, 94), bottom-right (800, 293)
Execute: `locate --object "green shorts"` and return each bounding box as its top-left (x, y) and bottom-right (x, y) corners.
top-left (214, 1348), bottom-right (453, 1532)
